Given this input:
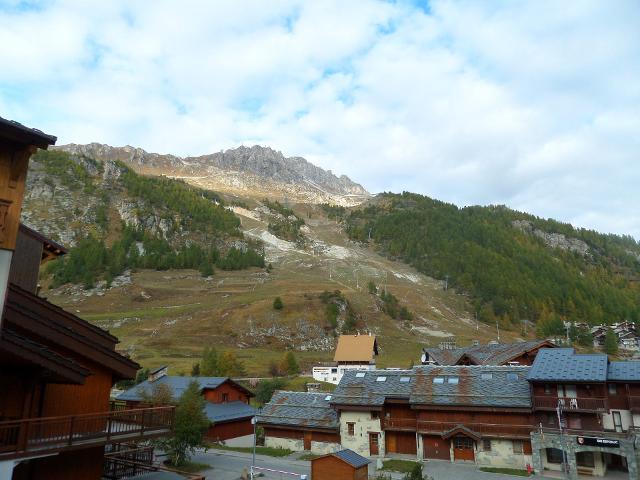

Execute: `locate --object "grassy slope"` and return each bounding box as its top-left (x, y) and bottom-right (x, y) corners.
top-left (45, 203), bottom-right (526, 376)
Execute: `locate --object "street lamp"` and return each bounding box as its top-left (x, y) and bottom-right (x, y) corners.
top-left (251, 415), bottom-right (258, 479)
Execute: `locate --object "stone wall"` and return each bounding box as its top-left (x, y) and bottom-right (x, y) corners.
top-left (475, 439), bottom-right (532, 469)
top-left (264, 436), bottom-right (303, 452)
top-left (340, 411), bottom-right (384, 457)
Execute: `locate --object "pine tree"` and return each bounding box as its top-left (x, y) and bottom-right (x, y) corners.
top-left (191, 363), bottom-right (200, 376)
top-left (200, 347), bottom-right (218, 376)
top-left (157, 381), bottom-right (210, 467)
top-left (273, 297), bottom-right (284, 310)
top-left (604, 328), bottom-right (619, 355)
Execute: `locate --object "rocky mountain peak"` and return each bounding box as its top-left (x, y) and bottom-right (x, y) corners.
top-left (54, 143), bottom-right (369, 205)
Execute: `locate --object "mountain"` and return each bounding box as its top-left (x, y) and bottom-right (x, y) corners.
top-left (55, 143), bottom-right (370, 206)
top-left (344, 192), bottom-right (640, 331)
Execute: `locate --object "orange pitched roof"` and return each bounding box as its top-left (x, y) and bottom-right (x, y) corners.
top-left (333, 335), bottom-right (377, 362)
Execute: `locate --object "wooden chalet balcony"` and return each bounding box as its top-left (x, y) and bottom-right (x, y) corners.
top-left (382, 419), bottom-right (533, 438)
top-left (629, 396), bottom-right (640, 413)
top-left (0, 406), bottom-right (174, 460)
top-left (382, 418), bottom-right (417, 431)
top-left (417, 421), bottom-right (534, 438)
top-left (533, 396), bottom-right (607, 412)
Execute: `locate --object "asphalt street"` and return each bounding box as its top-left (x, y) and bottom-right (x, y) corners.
top-left (189, 449), bottom-right (552, 480)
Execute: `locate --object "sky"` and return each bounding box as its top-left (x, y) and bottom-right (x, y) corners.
top-left (1, 0), bottom-right (639, 239)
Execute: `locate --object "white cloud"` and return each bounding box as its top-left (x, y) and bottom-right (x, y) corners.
top-left (1, 0), bottom-right (639, 238)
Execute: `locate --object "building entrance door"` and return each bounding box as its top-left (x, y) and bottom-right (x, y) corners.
top-left (369, 432), bottom-right (379, 456)
top-left (453, 436), bottom-right (475, 462)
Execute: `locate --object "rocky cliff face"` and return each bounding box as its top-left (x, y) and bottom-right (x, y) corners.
top-left (512, 219), bottom-right (590, 256)
top-left (56, 143), bottom-right (370, 206)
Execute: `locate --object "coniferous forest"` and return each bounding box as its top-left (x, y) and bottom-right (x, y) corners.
top-left (345, 192), bottom-right (640, 330)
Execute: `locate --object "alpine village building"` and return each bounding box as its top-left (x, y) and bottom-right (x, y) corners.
top-left (259, 345), bottom-right (640, 480)
top-left (312, 334), bottom-right (378, 385)
top-left (117, 366), bottom-right (256, 443)
top-left (0, 118), bottom-right (175, 480)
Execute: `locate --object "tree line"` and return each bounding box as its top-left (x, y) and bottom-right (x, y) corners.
top-left (345, 192), bottom-right (640, 330)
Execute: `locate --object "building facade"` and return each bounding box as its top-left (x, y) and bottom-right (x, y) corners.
top-left (312, 334), bottom-right (378, 385)
top-left (117, 371), bottom-right (256, 443)
top-left (0, 118), bottom-right (174, 480)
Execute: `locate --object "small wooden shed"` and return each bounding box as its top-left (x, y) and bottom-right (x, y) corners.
top-left (311, 449), bottom-right (370, 480)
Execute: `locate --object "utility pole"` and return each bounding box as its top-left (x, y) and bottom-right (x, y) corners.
top-left (444, 275), bottom-right (449, 291)
top-left (475, 311), bottom-right (479, 331)
top-left (556, 400), bottom-right (569, 479)
top-left (496, 320), bottom-right (501, 343)
top-left (368, 228), bottom-right (372, 241)
top-left (250, 414), bottom-right (258, 479)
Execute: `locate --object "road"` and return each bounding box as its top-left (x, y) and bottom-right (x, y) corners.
top-left (189, 450), bottom-right (550, 480)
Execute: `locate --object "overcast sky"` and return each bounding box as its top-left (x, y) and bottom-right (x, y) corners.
top-left (2, 1), bottom-right (639, 238)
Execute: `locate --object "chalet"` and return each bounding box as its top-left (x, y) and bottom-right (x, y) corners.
top-left (0, 118), bottom-right (174, 480)
top-left (257, 391), bottom-right (340, 454)
top-left (421, 340), bottom-right (554, 366)
top-left (332, 366), bottom-right (534, 468)
top-left (528, 348), bottom-right (640, 479)
top-left (117, 372), bottom-right (256, 442)
top-left (312, 334), bottom-right (378, 385)
top-left (311, 449), bottom-right (370, 480)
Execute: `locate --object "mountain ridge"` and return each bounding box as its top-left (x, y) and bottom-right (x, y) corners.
top-left (54, 143), bottom-right (370, 206)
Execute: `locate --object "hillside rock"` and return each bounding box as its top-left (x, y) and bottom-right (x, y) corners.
top-left (56, 143), bottom-right (370, 206)
top-left (512, 220), bottom-right (590, 256)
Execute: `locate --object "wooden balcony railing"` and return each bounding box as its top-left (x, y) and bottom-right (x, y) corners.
top-left (382, 418), bottom-right (534, 438)
top-left (537, 427), bottom-right (635, 440)
top-left (382, 418), bottom-right (417, 430)
top-left (417, 421), bottom-right (534, 438)
top-left (0, 406), bottom-right (174, 460)
top-left (533, 396), bottom-right (608, 412)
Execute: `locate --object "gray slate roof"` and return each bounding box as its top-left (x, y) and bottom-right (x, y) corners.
top-left (331, 449), bottom-right (371, 468)
top-left (608, 361), bottom-right (640, 381)
top-left (332, 366), bottom-right (532, 409)
top-left (424, 340), bottom-right (552, 366)
top-left (117, 376), bottom-right (228, 401)
top-left (527, 349), bottom-right (608, 382)
top-left (257, 391), bottom-right (339, 430)
top-left (204, 401), bottom-right (256, 423)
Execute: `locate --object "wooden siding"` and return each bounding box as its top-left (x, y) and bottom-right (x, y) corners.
top-left (264, 427), bottom-right (304, 439)
top-left (311, 456), bottom-right (367, 480)
top-left (12, 445), bottom-right (105, 480)
top-left (312, 431), bottom-right (340, 443)
top-left (41, 361), bottom-right (112, 416)
top-left (203, 382), bottom-right (250, 404)
top-left (8, 229), bottom-right (42, 293)
top-left (0, 142), bottom-right (33, 251)
top-left (206, 418), bottom-right (253, 441)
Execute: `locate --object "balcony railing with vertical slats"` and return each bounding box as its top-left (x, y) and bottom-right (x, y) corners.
top-left (0, 406), bottom-right (174, 460)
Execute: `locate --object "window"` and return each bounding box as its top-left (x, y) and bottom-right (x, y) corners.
top-left (482, 439), bottom-right (491, 451)
top-left (547, 414), bottom-right (555, 426)
top-left (222, 393), bottom-right (229, 403)
top-left (324, 395), bottom-right (332, 401)
top-left (371, 411), bottom-right (379, 420)
top-left (433, 377), bottom-right (444, 384)
top-left (609, 384), bottom-right (617, 395)
top-left (546, 448), bottom-right (564, 464)
top-left (447, 377), bottom-right (459, 384)
top-left (481, 373), bottom-right (493, 380)
top-left (558, 384), bottom-right (577, 398)
top-left (544, 384), bottom-right (552, 394)
top-left (454, 437), bottom-right (474, 449)
top-left (356, 372), bottom-right (366, 378)
top-left (576, 452), bottom-right (595, 468)
top-left (512, 440), bottom-right (523, 454)
top-left (376, 376), bottom-right (387, 382)
top-left (331, 368), bottom-right (338, 374)
top-left (400, 376), bottom-right (411, 383)
top-left (506, 373), bottom-right (518, 381)
top-left (347, 423), bottom-right (355, 436)
top-left (613, 411), bottom-right (623, 432)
